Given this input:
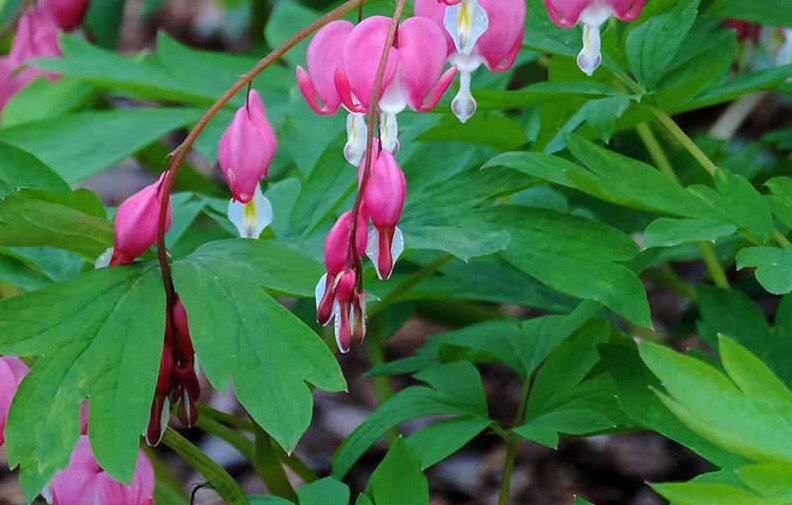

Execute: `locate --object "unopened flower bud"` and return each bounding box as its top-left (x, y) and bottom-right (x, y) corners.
top-left (110, 176), bottom-right (172, 267)
top-left (362, 149), bottom-right (406, 280)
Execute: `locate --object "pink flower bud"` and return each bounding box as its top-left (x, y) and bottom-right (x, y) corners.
top-left (110, 175), bottom-right (172, 266)
top-left (218, 90), bottom-right (277, 204)
top-left (39, 0), bottom-right (90, 31)
top-left (45, 436), bottom-right (154, 505)
top-left (362, 148), bottom-right (406, 280)
top-left (297, 20), bottom-right (354, 115)
top-left (0, 356), bottom-right (28, 446)
top-left (333, 269), bottom-right (366, 353)
top-left (316, 211), bottom-right (368, 326)
top-left (543, 0), bottom-right (644, 75)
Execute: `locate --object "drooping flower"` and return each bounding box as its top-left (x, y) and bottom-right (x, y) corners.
top-left (0, 7), bottom-right (61, 114)
top-left (543, 0), bottom-right (645, 76)
top-left (39, 0), bottom-right (90, 31)
top-left (315, 211), bottom-right (368, 353)
top-left (415, 0), bottom-right (525, 122)
top-left (43, 436), bottom-right (154, 505)
top-left (109, 175), bottom-right (172, 267)
top-left (361, 147), bottom-right (406, 280)
top-left (227, 182), bottom-right (273, 239)
top-left (218, 89), bottom-right (277, 204)
top-left (297, 20), bottom-right (371, 166)
top-left (146, 298), bottom-right (200, 446)
top-left (335, 15), bottom-right (456, 151)
top-left (0, 356), bottom-right (28, 446)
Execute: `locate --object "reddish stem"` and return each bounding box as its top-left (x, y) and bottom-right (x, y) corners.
top-left (347, 0), bottom-right (407, 287)
top-left (155, 0), bottom-right (368, 306)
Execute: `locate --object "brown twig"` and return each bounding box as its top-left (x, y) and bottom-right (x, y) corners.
top-left (155, 0), bottom-right (368, 305)
top-left (347, 0), bottom-right (407, 284)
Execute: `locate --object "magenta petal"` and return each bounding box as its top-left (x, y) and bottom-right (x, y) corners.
top-left (302, 20), bottom-right (354, 114)
top-left (342, 16), bottom-right (398, 110)
top-left (111, 175), bottom-right (172, 266)
top-left (363, 149), bottom-right (406, 229)
top-left (414, 0), bottom-right (455, 55)
top-left (396, 17), bottom-right (451, 111)
top-left (607, 0), bottom-right (645, 21)
top-left (543, 0), bottom-right (590, 28)
top-left (477, 0), bottom-right (526, 71)
top-left (218, 90), bottom-right (277, 203)
top-left (417, 66), bottom-right (457, 112)
top-left (0, 358), bottom-right (24, 446)
top-left (324, 211), bottom-right (368, 275)
top-left (49, 467), bottom-right (97, 505)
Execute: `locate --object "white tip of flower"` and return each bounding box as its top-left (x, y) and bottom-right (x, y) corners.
top-left (94, 247), bottom-right (114, 269)
top-left (777, 35), bottom-right (792, 67)
top-left (145, 397), bottom-right (170, 447)
top-left (315, 273), bottom-right (328, 313)
top-left (392, 226), bottom-right (405, 268)
top-left (344, 112), bottom-right (367, 166)
top-left (577, 23), bottom-right (603, 76)
top-left (228, 184), bottom-right (272, 239)
top-left (332, 300), bottom-right (347, 353)
top-left (451, 71), bottom-right (477, 123)
top-left (444, 0), bottom-right (489, 57)
top-left (379, 112), bottom-right (400, 154)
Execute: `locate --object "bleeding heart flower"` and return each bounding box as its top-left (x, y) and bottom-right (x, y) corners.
top-left (39, 0), bottom-right (90, 31)
top-left (297, 20), bottom-right (355, 115)
top-left (146, 298), bottom-right (200, 446)
top-left (415, 0), bottom-right (525, 122)
top-left (43, 436), bottom-right (154, 505)
top-left (218, 89), bottom-right (277, 204)
top-left (724, 19), bottom-right (761, 45)
top-left (335, 15), bottom-right (456, 152)
top-left (543, 0), bottom-right (645, 76)
top-left (361, 147), bottom-right (406, 280)
top-left (109, 175), bottom-right (172, 267)
top-left (0, 356), bottom-right (28, 447)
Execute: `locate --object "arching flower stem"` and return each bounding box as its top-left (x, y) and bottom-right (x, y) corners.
top-left (154, 0), bottom-right (370, 310)
top-left (347, 0), bottom-right (407, 287)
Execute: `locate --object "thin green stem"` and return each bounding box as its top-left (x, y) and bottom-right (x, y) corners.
top-left (700, 242), bottom-right (730, 289)
top-left (498, 380), bottom-right (532, 505)
top-left (635, 122), bottom-right (679, 184)
top-left (161, 428), bottom-right (249, 505)
top-left (650, 107), bottom-right (718, 176)
top-left (198, 404), bottom-right (256, 432)
top-left (253, 426), bottom-right (298, 501)
top-left (197, 414), bottom-right (255, 461)
top-left (774, 229), bottom-right (791, 248)
top-left (274, 446), bottom-right (320, 483)
top-left (369, 254), bottom-right (453, 320)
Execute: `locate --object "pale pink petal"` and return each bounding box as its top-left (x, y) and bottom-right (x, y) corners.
top-left (342, 16), bottom-right (398, 110)
top-left (543, 0), bottom-right (590, 28)
top-left (607, 0), bottom-right (645, 21)
top-left (414, 0), bottom-right (454, 55)
top-left (95, 452), bottom-right (155, 505)
top-left (396, 17), bottom-right (452, 111)
top-left (298, 20), bottom-right (354, 114)
top-left (477, 0), bottom-right (526, 70)
top-left (111, 175), bottom-right (172, 266)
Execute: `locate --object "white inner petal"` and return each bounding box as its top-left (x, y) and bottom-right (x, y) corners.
top-left (332, 300), bottom-right (347, 353)
top-left (379, 111), bottom-right (400, 154)
top-left (94, 247), bottom-right (113, 269)
top-left (315, 273), bottom-right (329, 312)
top-left (391, 226), bottom-right (405, 269)
top-left (344, 112), bottom-right (368, 166)
top-left (365, 227), bottom-right (382, 279)
top-left (577, 22), bottom-right (603, 76)
top-left (451, 70), bottom-right (477, 123)
top-left (444, 0), bottom-right (489, 57)
top-left (778, 30), bottom-right (792, 67)
top-left (227, 184), bottom-right (272, 239)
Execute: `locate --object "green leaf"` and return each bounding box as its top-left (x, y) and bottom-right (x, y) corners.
top-left (172, 240), bottom-right (344, 452)
top-left (332, 362), bottom-right (488, 478)
top-left (369, 438), bottom-right (429, 505)
top-left (0, 189), bottom-right (112, 259)
top-left (516, 321), bottom-right (618, 447)
top-left (765, 176), bottom-right (792, 230)
top-left (249, 497), bottom-right (295, 505)
top-left (85, 0), bottom-right (126, 48)
top-left (1, 77), bottom-right (93, 127)
top-left (710, 0), bottom-right (792, 26)
top-left (297, 478), bottom-right (349, 505)
top-left (640, 337), bottom-right (792, 465)
top-left (406, 417), bottom-right (489, 470)
top-left (626, 0), bottom-right (700, 89)
top-left (489, 206), bottom-right (650, 327)
top-left (682, 66), bottom-right (792, 112)
top-left (419, 113), bottom-right (528, 150)
top-left (652, 482), bottom-right (777, 505)
top-left (736, 247), bottom-right (792, 295)
top-left (0, 108), bottom-right (202, 183)
top-left (600, 344), bottom-right (745, 469)
top-left (706, 169), bottom-right (775, 241)
top-left (645, 218), bottom-right (737, 248)
top-left (736, 464), bottom-right (792, 500)
top-left (0, 142), bottom-right (69, 199)
top-left (573, 499), bottom-right (596, 505)
top-left (0, 265), bottom-right (164, 499)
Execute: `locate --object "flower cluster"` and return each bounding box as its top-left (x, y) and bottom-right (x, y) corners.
top-left (0, 0), bottom-right (90, 116)
top-left (0, 358), bottom-right (154, 504)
